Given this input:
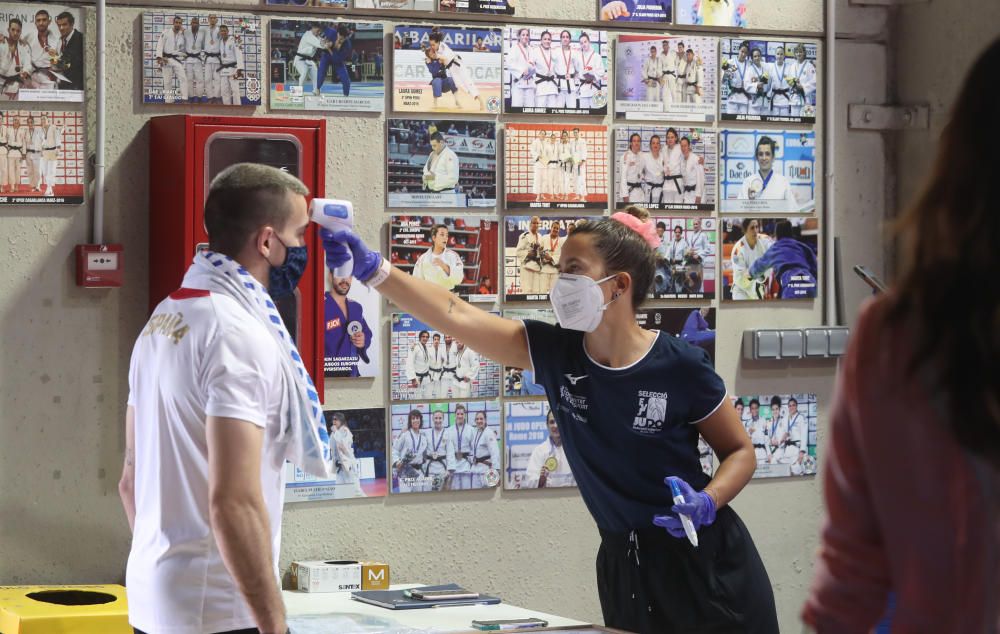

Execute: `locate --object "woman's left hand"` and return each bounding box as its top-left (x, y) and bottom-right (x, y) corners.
top-left (652, 476), bottom-right (717, 538)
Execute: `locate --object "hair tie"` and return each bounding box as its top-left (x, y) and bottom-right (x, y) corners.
top-left (611, 212), bottom-right (661, 249)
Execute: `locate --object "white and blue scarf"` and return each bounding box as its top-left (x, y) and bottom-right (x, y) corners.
top-left (184, 251), bottom-right (333, 479)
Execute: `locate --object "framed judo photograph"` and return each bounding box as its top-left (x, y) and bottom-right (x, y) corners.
top-left (268, 20), bottom-right (384, 113)
top-left (392, 24), bottom-right (501, 114)
top-left (599, 0), bottom-right (671, 23)
top-left (284, 408), bottom-right (388, 503)
top-left (502, 27), bottom-right (609, 115)
top-left (648, 216), bottom-right (717, 299)
top-left (502, 308), bottom-right (555, 397)
top-left (0, 110), bottom-right (84, 205)
top-left (504, 400), bottom-right (577, 490)
top-left (722, 216), bottom-right (819, 301)
top-left (0, 4), bottom-right (84, 102)
top-left (389, 401), bottom-right (502, 494)
top-left (504, 123), bottom-right (608, 210)
top-left (733, 394), bottom-right (818, 479)
top-left (720, 129), bottom-right (816, 214)
top-left (323, 263), bottom-right (380, 378)
top-left (390, 313), bottom-right (501, 402)
top-left (355, 0), bottom-right (434, 9)
top-left (675, 0), bottom-right (747, 27)
top-left (439, 0), bottom-right (516, 14)
top-left (386, 119), bottom-right (497, 209)
top-left (635, 307), bottom-right (716, 365)
top-left (141, 12), bottom-right (262, 106)
top-left (615, 35), bottom-right (717, 122)
top-left (720, 38), bottom-right (818, 124)
top-left (504, 215), bottom-right (601, 302)
top-left (614, 126), bottom-right (716, 212)
top-left (265, 0), bottom-right (347, 6)
top-left (389, 214), bottom-right (499, 303)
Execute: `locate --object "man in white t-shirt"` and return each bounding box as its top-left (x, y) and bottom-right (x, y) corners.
top-left (120, 164), bottom-right (312, 634)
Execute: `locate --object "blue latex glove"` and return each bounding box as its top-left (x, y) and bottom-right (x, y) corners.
top-left (320, 228), bottom-right (382, 283)
top-left (652, 476), bottom-right (717, 539)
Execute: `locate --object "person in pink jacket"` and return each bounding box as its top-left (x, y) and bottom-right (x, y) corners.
top-left (802, 36), bottom-right (1000, 633)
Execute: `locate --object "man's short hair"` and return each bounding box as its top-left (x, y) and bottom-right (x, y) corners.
top-left (34, 9), bottom-right (49, 19)
top-left (9, 18), bottom-right (22, 28)
top-left (656, 221), bottom-right (666, 231)
top-left (56, 11), bottom-right (74, 25)
top-left (203, 163), bottom-right (309, 257)
top-left (429, 131), bottom-right (444, 143)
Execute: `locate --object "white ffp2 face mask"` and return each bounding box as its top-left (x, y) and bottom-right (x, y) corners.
top-left (549, 273), bottom-right (619, 332)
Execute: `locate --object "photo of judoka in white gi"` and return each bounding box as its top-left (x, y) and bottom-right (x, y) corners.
top-left (724, 217), bottom-right (818, 301)
top-left (614, 34), bottom-right (716, 122)
top-left (731, 394), bottom-right (818, 478)
top-left (391, 313), bottom-right (501, 401)
top-left (720, 37), bottom-right (818, 123)
top-left (720, 129), bottom-right (816, 213)
top-left (505, 402), bottom-right (577, 490)
top-left (615, 126), bottom-right (717, 212)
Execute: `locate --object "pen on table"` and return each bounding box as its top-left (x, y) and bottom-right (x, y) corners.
top-left (668, 478), bottom-right (699, 547)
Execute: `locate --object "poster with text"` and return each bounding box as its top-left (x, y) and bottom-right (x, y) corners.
top-left (505, 123), bottom-right (608, 210)
top-left (504, 215), bottom-right (601, 302)
top-left (675, 0), bottom-right (747, 27)
top-left (285, 408), bottom-right (388, 502)
top-left (142, 12), bottom-right (262, 105)
top-left (635, 307), bottom-right (715, 366)
top-left (503, 27), bottom-right (608, 115)
top-left (355, 0), bottom-right (433, 9)
top-left (614, 126), bottom-right (716, 211)
top-left (720, 129), bottom-right (815, 213)
top-left (733, 394), bottom-right (818, 478)
top-left (722, 216), bottom-right (818, 301)
top-left (389, 214), bottom-right (499, 303)
top-left (390, 401), bottom-right (501, 494)
top-left (0, 110), bottom-right (83, 205)
top-left (720, 38), bottom-right (818, 124)
top-left (0, 4), bottom-right (84, 102)
top-left (392, 24), bottom-right (501, 114)
top-left (323, 266), bottom-right (381, 378)
top-left (440, 0), bottom-right (515, 14)
top-left (502, 308), bottom-right (555, 397)
top-left (387, 119), bottom-right (497, 208)
top-left (599, 0), bottom-right (671, 23)
top-left (390, 313), bottom-right (501, 402)
top-left (648, 216), bottom-right (717, 299)
top-left (615, 34), bottom-right (716, 122)
top-left (504, 400), bottom-right (577, 490)
top-left (268, 20), bottom-right (384, 112)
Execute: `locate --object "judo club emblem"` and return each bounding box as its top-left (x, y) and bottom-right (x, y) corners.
top-left (485, 469), bottom-right (501, 488)
top-left (632, 391), bottom-right (668, 435)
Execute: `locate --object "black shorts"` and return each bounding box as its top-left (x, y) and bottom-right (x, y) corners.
top-left (596, 506), bottom-right (778, 634)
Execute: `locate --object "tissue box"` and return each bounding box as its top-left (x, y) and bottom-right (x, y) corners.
top-left (0, 585), bottom-right (131, 634)
top-left (292, 561), bottom-right (363, 593)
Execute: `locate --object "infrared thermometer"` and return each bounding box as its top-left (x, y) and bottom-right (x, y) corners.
top-left (310, 198), bottom-right (354, 278)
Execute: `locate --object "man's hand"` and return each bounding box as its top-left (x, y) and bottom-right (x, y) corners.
top-left (409, 379), bottom-right (418, 388)
top-left (350, 330), bottom-right (365, 348)
top-left (156, 56), bottom-right (165, 67)
top-left (600, 1), bottom-right (630, 19)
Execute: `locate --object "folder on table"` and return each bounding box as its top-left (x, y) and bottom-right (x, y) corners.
top-left (350, 584), bottom-right (501, 610)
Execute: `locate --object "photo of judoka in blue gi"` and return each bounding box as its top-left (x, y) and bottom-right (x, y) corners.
top-left (317, 23), bottom-right (353, 96)
top-left (324, 269), bottom-right (373, 377)
top-left (680, 306), bottom-right (715, 351)
top-left (423, 47), bottom-right (458, 105)
top-left (748, 219), bottom-right (818, 298)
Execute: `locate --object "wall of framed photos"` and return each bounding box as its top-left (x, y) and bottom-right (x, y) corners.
top-left (0, 0), bottom-right (911, 629)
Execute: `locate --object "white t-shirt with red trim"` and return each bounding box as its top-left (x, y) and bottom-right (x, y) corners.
top-left (125, 287), bottom-right (286, 634)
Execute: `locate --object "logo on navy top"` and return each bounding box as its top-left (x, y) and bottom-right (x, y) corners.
top-left (564, 373), bottom-right (588, 385)
top-left (633, 390), bottom-right (668, 434)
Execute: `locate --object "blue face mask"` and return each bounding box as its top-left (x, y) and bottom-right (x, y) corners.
top-left (268, 235), bottom-right (309, 299)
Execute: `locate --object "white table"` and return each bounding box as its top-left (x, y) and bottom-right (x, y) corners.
top-left (284, 584), bottom-right (590, 632)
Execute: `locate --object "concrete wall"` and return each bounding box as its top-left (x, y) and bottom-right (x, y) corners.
top-left (0, 1), bottom-right (897, 631)
top-left (892, 1), bottom-right (998, 214)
